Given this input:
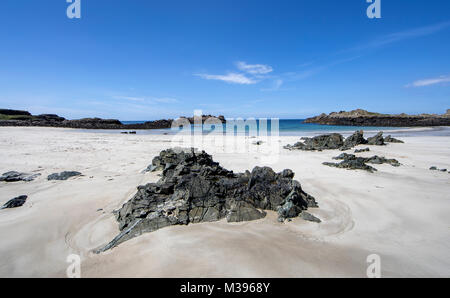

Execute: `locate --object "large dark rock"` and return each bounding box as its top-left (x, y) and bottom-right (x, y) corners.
top-left (324, 153), bottom-right (400, 172)
top-left (47, 171), bottom-right (82, 181)
top-left (384, 135), bottom-right (404, 143)
top-left (284, 133), bottom-right (344, 151)
top-left (342, 130), bottom-right (367, 150)
top-left (0, 171), bottom-right (41, 182)
top-left (367, 132), bottom-right (385, 146)
top-left (1, 195), bottom-right (28, 209)
top-left (96, 149), bottom-right (318, 253)
top-left (0, 109), bottom-right (31, 116)
top-left (304, 109), bottom-right (450, 127)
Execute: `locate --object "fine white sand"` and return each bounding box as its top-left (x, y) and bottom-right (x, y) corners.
top-left (0, 127), bottom-right (449, 277)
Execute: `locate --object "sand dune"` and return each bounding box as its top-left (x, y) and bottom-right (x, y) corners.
top-left (0, 127), bottom-right (449, 277)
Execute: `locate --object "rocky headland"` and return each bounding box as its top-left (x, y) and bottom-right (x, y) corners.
top-left (96, 148), bottom-right (319, 252)
top-left (304, 109), bottom-right (450, 127)
top-left (0, 109), bottom-right (225, 130)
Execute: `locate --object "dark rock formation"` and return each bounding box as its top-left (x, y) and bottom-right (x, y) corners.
top-left (384, 135), bottom-right (404, 143)
top-left (96, 149), bottom-right (318, 253)
top-left (301, 211), bottom-right (321, 223)
top-left (324, 153), bottom-right (401, 172)
top-left (284, 133), bottom-right (344, 151)
top-left (355, 148), bottom-right (370, 153)
top-left (342, 130), bottom-right (367, 150)
top-left (323, 160), bottom-right (378, 173)
top-left (0, 171), bottom-right (41, 182)
top-left (177, 115), bottom-right (226, 124)
top-left (304, 109), bottom-right (450, 127)
top-left (1, 195), bottom-right (28, 209)
top-left (47, 171), bottom-right (82, 181)
top-left (0, 109), bottom-right (32, 116)
top-left (430, 166), bottom-right (448, 172)
top-left (367, 132), bottom-right (385, 146)
top-left (284, 131), bottom-right (393, 152)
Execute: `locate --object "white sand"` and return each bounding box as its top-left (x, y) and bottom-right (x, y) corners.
top-left (0, 127), bottom-right (449, 277)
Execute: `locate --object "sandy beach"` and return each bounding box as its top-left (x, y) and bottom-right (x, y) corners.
top-left (0, 127), bottom-right (449, 278)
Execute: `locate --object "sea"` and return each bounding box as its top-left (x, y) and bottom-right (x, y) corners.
top-left (115, 119), bottom-right (450, 137)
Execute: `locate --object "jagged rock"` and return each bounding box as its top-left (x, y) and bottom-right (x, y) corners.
top-left (47, 171), bottom-right (82, 181)
top-left (304, 109), bottom-right (450, 127)
top-left (285, 131), bottom-right (393, 152)
top-left (325, 153), bottom-right (400, 172)
top-left (342, 130), bottom-right (367, 150)
top-left (355, 148), bottom-right (370, 153)
top-left (0, 171), bottom-right (41, 182)
top-left (333, 153), bottom-right (400, 167)
top-left (301, 211), bottom-right (321, 223)
top-left (1, 195), bottom-right (28, 209)
top-left (367, 132), bottom-right (385, 146)
top-left (284, 133), bottom-right (344, 151)
top-left (323, 160), bottom-right (378, 173)
top-left (96, 149), bottom-right (318, 253)
top-left (384, 135), bottom-right (404, 143)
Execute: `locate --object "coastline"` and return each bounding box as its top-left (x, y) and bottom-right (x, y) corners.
top-left (0, 126), bottom-right (449, 277)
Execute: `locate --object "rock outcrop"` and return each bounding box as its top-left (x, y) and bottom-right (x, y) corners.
top-left (0, 171), bottom-right (41, 182)
top-left (47, 171), bottom-right (82, 181)
top-left (1, 195), bottom-right (28, 209)
top-left (304, 109), bottom-right (450, 127)
top-left (284, 133), bottom-right (344, 151)
top-left (96, 149), bottom-right (318, 253)
top-left (367, 132), bottom-right (385, 146)
top-left (323, 153), bottom-right (401, 172)
top-left (354, 148), bottom-right (370, 153)
top-left (0, 109), bottom-right (227, 130)
top-left (384, 135), bottom-right (404, 143)
top-left (284, 131), bottom-right (391, 152)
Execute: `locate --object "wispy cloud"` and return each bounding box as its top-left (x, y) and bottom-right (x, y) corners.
top-left (195, 72), bottom-right (257, 85)
top-left (195, 61), bottom-right (273, 85)
top-left (261, 79), bottom-right (283, 91)
top-left (236, 61), bottom-right (273, 74)
top-left (349, 21), bottom-right (450, 52)
top-left (112, 95), bottom-right (145, 102)
top-left (406, 75), bottom-right (450, 87)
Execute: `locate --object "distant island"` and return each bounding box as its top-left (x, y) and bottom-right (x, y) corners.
top-left (0, 109), bottom-right (225, 130)
top-left (304, 109), bottom-right (450, 127)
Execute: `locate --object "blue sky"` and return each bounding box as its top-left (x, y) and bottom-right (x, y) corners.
top-left (0, 0), bottom-right (449, 120)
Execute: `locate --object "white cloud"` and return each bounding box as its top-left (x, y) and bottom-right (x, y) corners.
top-left (195, 73), bottom-right (257, 84)
top-left (407, 75), bottom-right (450, 87)
top-left (153, 97), bottom-right (179, 103)
top-left (236, 61), bottom-right (273, 74)
top-left (112, 95), bottom-right (145, 102)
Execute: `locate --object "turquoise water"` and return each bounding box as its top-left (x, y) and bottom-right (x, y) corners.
top-left (122, 119), bottom-right (401, 136)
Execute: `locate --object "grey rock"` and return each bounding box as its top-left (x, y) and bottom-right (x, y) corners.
top-left (284, 133), bottom-right (344, 151)
top-left (384, 135), bottom-right (404, 143)
top-left (0, 171), bottom-right (41, 182)
top-left (301, 211), bottom-right (321, 223)
top-left (1, 195), bottom-right (28, 209)
top-left (325, 153), bottom-right (400, 172)
top-left (354, 148), bottom-right (370, 153)
top-left (96, 149), bottom-right (318, 252)
top-left (47, 171), bottom-right (82, 181)
top-left (367, 132), bottom-right (385, 146)
top-left (342, 130), bottom-right (367, 150)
